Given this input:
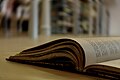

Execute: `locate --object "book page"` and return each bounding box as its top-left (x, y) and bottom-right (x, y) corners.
top-left (97, 59), bottom-right (120, 68)
top-left (73, 37), bottom-right (120, 67)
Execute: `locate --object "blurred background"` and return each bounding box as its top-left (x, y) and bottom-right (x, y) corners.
top-left (0, 0), bottom-right (119, 39)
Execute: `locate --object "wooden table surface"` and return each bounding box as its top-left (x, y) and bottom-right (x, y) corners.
top-left (0, 36), bottom-right (107, 80)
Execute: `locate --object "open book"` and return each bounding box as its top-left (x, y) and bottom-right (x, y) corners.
top-left (6, 37), bottom-right (120, 79)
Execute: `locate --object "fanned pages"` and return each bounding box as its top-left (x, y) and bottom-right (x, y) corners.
top-left (6, 37), bottom-right (120, 79)
top-left (6, 39), bottom-right (85, 71)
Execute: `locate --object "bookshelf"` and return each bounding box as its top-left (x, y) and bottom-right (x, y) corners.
top-left (28, 0), bottom-right (110, 37)
top-left (41, 0), bottom-right (109, 36)
top-left (0, 0), bottom-right (110, 38)
top-left (50, 0), bottom-right (74, 34)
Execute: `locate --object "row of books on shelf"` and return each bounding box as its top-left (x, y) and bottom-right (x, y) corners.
top-left (50, 0), bottom-right (109, 36)
top-left (51, 0), bottom-right (73, 34)
top-left (0, 0), bottom-right (109, 36)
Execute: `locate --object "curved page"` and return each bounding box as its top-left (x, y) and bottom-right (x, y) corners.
top-left (6, 39), bottom-right (85, 71)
